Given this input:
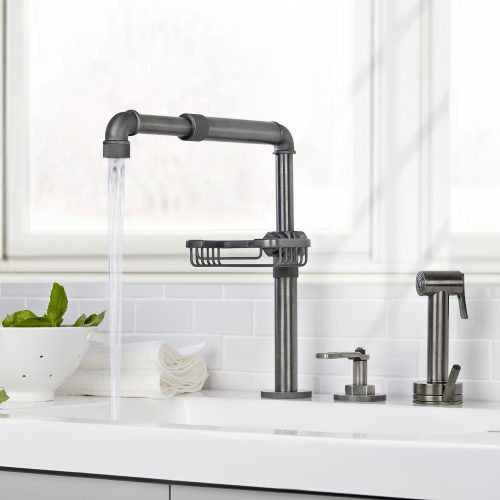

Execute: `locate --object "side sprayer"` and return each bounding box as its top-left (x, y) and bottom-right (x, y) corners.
top-left (413, 271), bottom-right (468, 405)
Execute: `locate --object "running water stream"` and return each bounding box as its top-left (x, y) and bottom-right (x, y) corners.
top-left (107, 158), bottom-right (126, 420)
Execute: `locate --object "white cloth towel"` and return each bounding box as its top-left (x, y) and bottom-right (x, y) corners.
top-left (57, 341), bottom-right (208, 399)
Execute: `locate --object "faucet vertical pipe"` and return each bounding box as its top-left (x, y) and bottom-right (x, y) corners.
top-left (274, 153), bottom-right (297, 393)
top-left (276, 153), bottom-right (294, 230)
top-left (274, 276), bottom-right (298, 392)
top-left (427, 291), bottom-right (449, 383)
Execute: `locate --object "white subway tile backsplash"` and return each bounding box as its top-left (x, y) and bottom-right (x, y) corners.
top-left (205, 371), bottom-right (254, 391)
top-left (466, 285), bottom-right (492, 299)
top-left (63, 283), bottom-right (107, 299)
top-left (317, 300), bottom-right (386, 338)
top-left (122, 283), bottom-right (163, 298)
top-left (457, 300), bottom-right (500, 339)
top-left (2, 283), bottom-right (53, 298)
top-left (136, 300), bottom-right (192, 333)
top-left (253, 301), bottom-right (273, 336)
top-left (462, 381), bottom-right (500, 402)
top-left (223, 337), bottom-right (274, 372)
top-left (417, 339), bottom-right (427, 379)
top-left (358, 339), bottom-right (419, 378)
top-left (449, 341), bottom-right (491, 380)
top-left (81, 299), bottom-right (134, 333)
top-left (223, 284), bottom-right (273, 299)
top-left (385, 379), bottom-right (414, 398)
top-left (387, 300), bottom-right (427, 338)
top-left (0, 298), bottom-right (27, 319)
top-left (299, 283), bottom-right (414, 300)
top-left (194, 300), bottom-right (252, 335)
top-left (164, 284), bottom-right (223, 298)
top-left (3, 281), bottom-right (500, 400)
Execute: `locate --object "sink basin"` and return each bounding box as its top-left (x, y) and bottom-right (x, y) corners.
top-left (5, 391), bottom-right (500, 437)
top-left (2, 391), bottom-right (500, 500)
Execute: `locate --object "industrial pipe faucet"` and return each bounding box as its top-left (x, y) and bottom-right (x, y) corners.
top-left (103, 111), bottom-right (311, 400)
top-left (413, 271), bottom-right (468, 405)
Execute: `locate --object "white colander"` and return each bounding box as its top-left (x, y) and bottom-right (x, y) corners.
top-left (0, 326), bottom-right (99, 402)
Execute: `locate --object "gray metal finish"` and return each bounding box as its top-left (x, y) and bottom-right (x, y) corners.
top-left (103, 111), bottom-right (294, 158)
top-left (334, 394), bottom-right (386, 403)
top-left (276, 153), bottom-right (294, 230)
top-left (263, 152), bottom-right (310, 399)
top-left (316, 348), bottom-right (386, 403)
top-left (413, 271), bottom-right (468, 405)
top-left (442, 364), bottom-right (462, 403)
top-left (104, 111), bottom-right (310, 400)
top-left (428, 291), bottom-right (449, 383)
top-left (186, 232), bottom-right (309, 268)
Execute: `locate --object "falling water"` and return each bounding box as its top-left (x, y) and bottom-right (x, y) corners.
top-left (107, 158), bottom-right (125, 420)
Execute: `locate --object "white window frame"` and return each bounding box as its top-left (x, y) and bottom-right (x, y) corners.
top-left (2, 0), bottom-right (497, 279)
top-left (4, 0), bottom-right (374, 275)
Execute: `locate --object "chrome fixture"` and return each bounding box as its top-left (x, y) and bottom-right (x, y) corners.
top-left (103, 111), bottom-right (311, 400)
top-left (316, 347), bottom-right (386, 402)
top-left (413, 271), bottom-right (468, 405)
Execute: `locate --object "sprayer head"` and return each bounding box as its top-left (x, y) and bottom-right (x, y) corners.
top-left (103, 110), bottom-right (140, 159)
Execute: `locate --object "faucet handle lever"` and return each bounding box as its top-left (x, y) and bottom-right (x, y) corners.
top-left (316, 347), bottom-right (369, 361)
top-left (442, 364), bottom-right (461, 402)
top-left (315, 347), bottom-right (386, 402)
top-left (457, 292), bottom-right (468, 319)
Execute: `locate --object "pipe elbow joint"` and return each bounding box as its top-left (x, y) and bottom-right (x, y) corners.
top-left (103, 110), bottom-right (140, 158)
top-left (273, 123), bottom-right (295, 154)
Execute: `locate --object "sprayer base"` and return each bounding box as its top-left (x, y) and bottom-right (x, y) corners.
top-left (413, 382), bottom-right (463, 405)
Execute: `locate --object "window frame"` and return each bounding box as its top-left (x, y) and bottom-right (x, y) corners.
top-left (425, 0), bottom-right (500, 267)
top-left (4, 0), bottom-right (374, 275)
top-left (4, 0), bottom-right (497, 279)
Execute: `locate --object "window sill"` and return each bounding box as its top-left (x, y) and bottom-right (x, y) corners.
top-left (1, 256), bottom-right (500, 285)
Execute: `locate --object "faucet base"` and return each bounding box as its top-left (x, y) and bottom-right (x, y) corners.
top-left (413, 382), bottom-right (463, 405)
top-left (261, 390), bottom-right (312, 400)
top-left (334, 394), bottom-right (386, 403)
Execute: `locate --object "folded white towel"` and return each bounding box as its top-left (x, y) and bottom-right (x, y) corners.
top-left (57, 341), bottom-right (208, 399)
top-left (80, 340), bottom-right (206, 371)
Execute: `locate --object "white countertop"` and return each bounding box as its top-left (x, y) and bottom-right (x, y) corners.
top-left (1, 391), bottom-right (500, 499)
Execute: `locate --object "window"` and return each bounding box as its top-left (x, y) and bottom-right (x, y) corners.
top-left (449, 0), bottom-right (500, 234)
top-left (426, 0), bottom-right (500, 266)
top-left (6, 0), bottom-right (371, 273)
top-left (6, 0), bottom-right (497, 276)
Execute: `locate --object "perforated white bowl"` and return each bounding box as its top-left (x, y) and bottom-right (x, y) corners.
top-left (0, 327), bottom-right (97, 402)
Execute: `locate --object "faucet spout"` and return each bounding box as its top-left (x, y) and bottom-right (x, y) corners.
top-left (103, 111), bottom-right (295, 159)
top-left (103, 110), bottom-right (140, 158)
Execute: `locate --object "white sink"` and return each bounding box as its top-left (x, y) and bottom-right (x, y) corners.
top-left (2, 391), bottom-right (500, 500)
top-left (5, 391), bottom-right (500, 437)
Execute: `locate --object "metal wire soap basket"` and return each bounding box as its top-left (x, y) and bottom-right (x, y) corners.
top-left (186, 231), bottom-right (310, 268)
